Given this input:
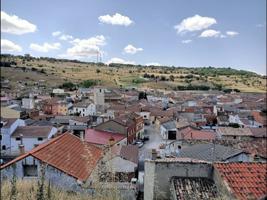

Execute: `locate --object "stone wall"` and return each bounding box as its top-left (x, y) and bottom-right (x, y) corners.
top-left (144, 160), bottom-right (213, 200)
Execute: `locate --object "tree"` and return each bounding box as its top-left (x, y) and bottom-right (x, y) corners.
top-left (10, 164), bottom-right (17, 200)
top-left (169, 75), bottom-right (175, 82)
top-left (36, 164), bottom-right (45, 200)
top-left (46, 180), bottom-right (52, 200)
top-left (138, 91), bottom-right (147, 100)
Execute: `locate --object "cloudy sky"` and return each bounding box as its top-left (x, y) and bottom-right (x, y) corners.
top-left (1, 0), bottom-right (266, 74)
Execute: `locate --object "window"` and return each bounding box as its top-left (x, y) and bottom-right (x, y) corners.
top-left (2, 145), bottom-right (6, 150)
top-left (37, 137), bottom-right (43, 141)
top-left (83, 109), bottom-right (85, 112)
top-left (34, 144), bottom-right (39, 147)
top-left (0, 134), bottom-right (2, 141)
top-left (233, 136), bottom-right (237, 139)
top-left (16, 137), bottom-right (21, 141)
top-left (23, 165), bottom-right (38, 177)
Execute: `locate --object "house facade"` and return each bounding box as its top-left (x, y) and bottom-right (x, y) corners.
top-left (0, 118), bottom-right (25, 151)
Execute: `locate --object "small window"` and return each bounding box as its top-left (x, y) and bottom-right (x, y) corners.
top-left (34, 144), bottom-right (39, 147)
top-left (0, 134), bottom-right (2, 141)
top-left (23, 165), bottom-right (38, 177)
top-left (99, 89), bottom-right (102, 92)
top-left (37, 137), bottom-right (43, 141)
top-left (233, 136), bottom-right (237, 139)
top-left (83, 109), bottom-right (85, 112)
top-left (2, 145), bottom-right (6, 150)
top-left (16, 137), bottom-right (21, 141)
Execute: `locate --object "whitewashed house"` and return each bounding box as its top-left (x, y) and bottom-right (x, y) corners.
top-left (71, 102), bottom-right (96, 117)
top-left (160, 120), bottom-right (177, 140)
top-left (10, 126), bottom-right (57, 153)
top-left (22, 98), bottom-right (35, 109)
top-left (0, 118), bottom-right (25, 152)
top-left (52, 88), bottom-right (65, 94)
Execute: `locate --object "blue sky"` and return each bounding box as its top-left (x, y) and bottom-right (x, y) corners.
top-left (1, 0), bottom-right (266, 74)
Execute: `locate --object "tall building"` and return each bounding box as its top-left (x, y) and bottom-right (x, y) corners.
top-left (93, 87), bottom-right (105, 106)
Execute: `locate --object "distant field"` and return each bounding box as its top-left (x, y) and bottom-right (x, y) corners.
top-left (1, 55), bottom-right (266, 93)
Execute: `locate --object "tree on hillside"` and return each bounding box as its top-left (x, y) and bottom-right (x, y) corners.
top-left (138, 91), bottom-right (147, 100)
top-left (169, 75), bottom-right (175, 82)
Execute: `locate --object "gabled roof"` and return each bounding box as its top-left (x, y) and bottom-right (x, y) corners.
top-left (180, 127), bottom-right (216, 140)
top-left (0, 118), bottom-right (17, 128)
top-left (249, 128), bottom-right (267, 138)
top-left (11, 126), bottom-right (54, 138)
top-left (1, 133), bottom-right (103, 181)
top-left (85, 129), bottom-right (126, 145)
top-left (214, 163), bottom-right (267, 200)
top-left (177, 143), bottom-right (244, 162)
top-left (217, 127), bottom-right (252, 136)
top-left (119, 145), bottom-right (139, 164)
top-left (161, 120), bottom-right (176, 130)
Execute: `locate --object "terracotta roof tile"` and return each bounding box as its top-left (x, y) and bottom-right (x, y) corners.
top-left (180, 127), bottom-right (216, 140)
top-left (85, 128), bottom-right (126, 145)
top-left (214, 163), bottom-right (267, 200)
top-left (1, 133), bottom-right (103, 181)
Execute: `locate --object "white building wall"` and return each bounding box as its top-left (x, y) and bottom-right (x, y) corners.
top-left (11, 128), bottom-right (57, 152)
top-left (1, 119), bottom-right (25, 150)
top-left (73, 104), bottom-right (96, 116)
top-left (160, 126), bottom-right (167, 139)
top-left (144, 160), bottom-right (213, 200)
top-left (22, 98), bottom-right (35, 109)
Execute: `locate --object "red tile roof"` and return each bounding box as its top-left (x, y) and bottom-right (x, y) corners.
top-left (85, 128), bottom-right (126, 145)
top-left (180, 127), bottom-right (216, 140)
top-left (1, 133), bottom-right (103, 181)
top-left (214, 163), bottom-right (267, 200)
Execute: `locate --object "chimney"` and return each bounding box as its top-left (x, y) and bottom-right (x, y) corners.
top-left (80, 131), bottom-right (84, 141)
top-left (151, 149), bottom-right (157, 160)
top-left (18, 134), bottom-right (25, 155)
top-left (19, 144), bottom-right (25, 155)
top-left (108, 137), bottom-right (115, 146)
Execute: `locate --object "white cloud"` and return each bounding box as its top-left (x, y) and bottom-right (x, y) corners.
top-left (124, 44), bottom-right (143, 54)
top-left (1, 11), bottom-right (37, 35)
top-left (98, 13), bottom-right (133, 26)
top-left (199, 29), bottom-right (221, 38)
top-left (146, 62), bottom-right (161, 66)
top-left (181, 39), bottom-right (192, 44)
top-left (62, 35), bottom-right (106, 58)
top-left (107, 57), bottom-right (135, 65)
top-left (226, 31), bottom-right (239, 36)
top-left (52, 31), bottom-right (61, 37)
top-left (1, 39), bottom-right (22, 52)
top-left (59, 34), bottom-right (73, 41)
top-left (174, 15), bottom-right (216, 34)
top-left (256, 24), bottom-right (265, 28)
top-left (30, 42), bottom-right (61, 52)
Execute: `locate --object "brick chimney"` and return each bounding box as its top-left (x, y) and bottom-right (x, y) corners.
top-left (108, 137), bottom-right (115, 146)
